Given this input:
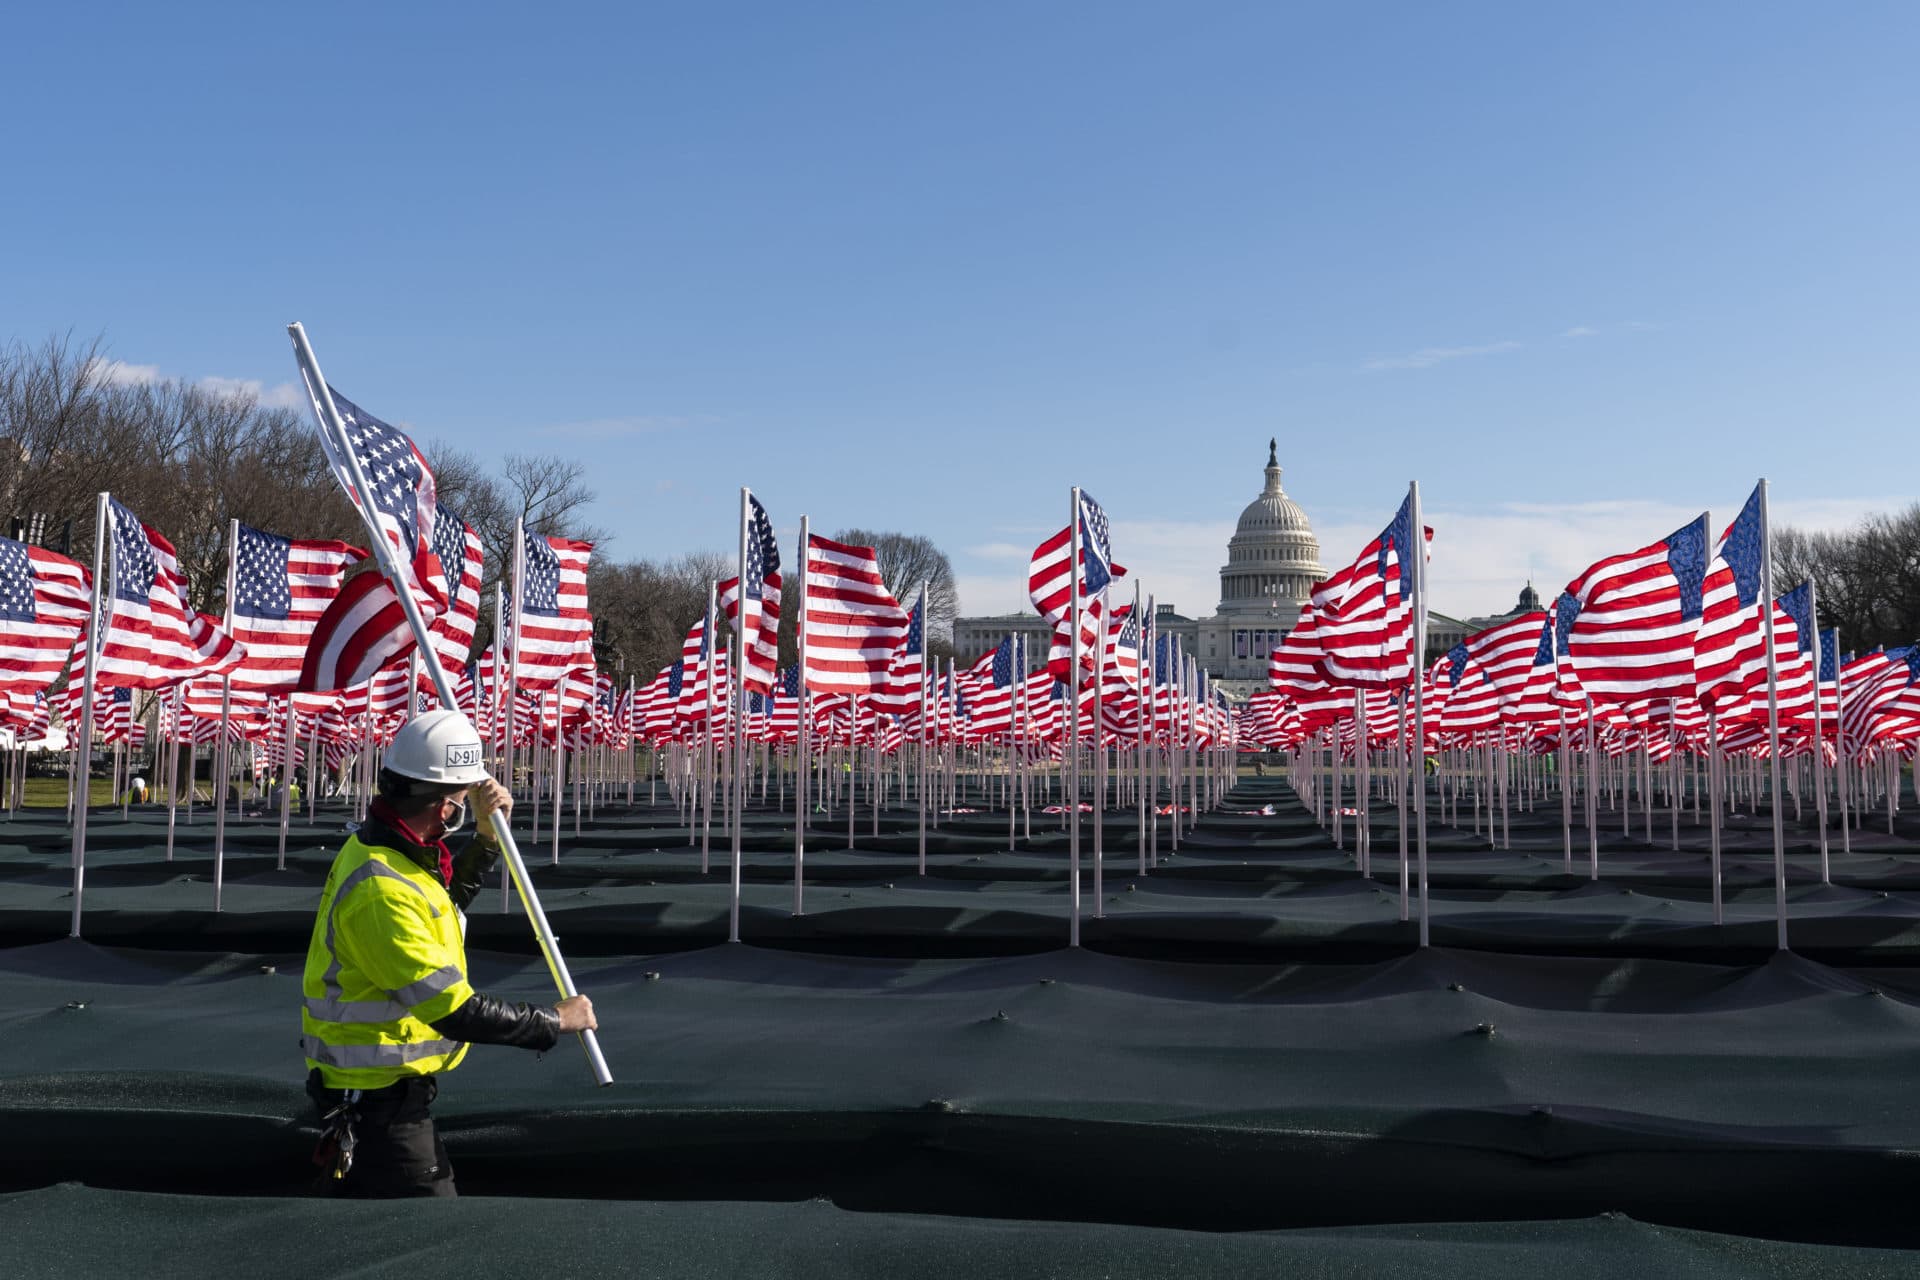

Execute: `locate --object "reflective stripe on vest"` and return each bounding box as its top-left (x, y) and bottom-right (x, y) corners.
top-left (301, 1034), bottom-right (461, 1070)
top-left (309, 859), bottom-right (445, 1026)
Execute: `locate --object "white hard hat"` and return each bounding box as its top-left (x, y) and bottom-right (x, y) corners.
top-left (131, 776), bottom-right (146, 789)
top-left (382, 710), bottom-right (490, 786)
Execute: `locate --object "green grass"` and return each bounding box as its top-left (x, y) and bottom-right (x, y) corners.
top-left (16, 778), bottom-right (206, 809)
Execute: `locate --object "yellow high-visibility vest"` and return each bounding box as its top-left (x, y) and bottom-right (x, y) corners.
top-left (300, 831), bottom-right (475, 1090)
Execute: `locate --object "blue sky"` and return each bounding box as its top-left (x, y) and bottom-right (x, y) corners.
top-left (5, 3), bottom-right (1914, 621)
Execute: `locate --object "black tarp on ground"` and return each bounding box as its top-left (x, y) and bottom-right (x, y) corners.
top-left (4, 1185), bottom-right (1918, 1280)
top-left (5, 940), bottom-right (1920, 1245)
top-left (6, 779), bottom-right (1920, 1268)
top-left (7, 778), bottom-right (1920, 961)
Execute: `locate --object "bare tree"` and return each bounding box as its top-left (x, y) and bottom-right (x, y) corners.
top-left (832, 527), bottom-right (958, 656)
top-left (1776, 504), bottom-right (1920, 651)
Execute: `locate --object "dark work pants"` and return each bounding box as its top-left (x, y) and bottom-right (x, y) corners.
top-left (307, 1070), bottom-right (456, 1198)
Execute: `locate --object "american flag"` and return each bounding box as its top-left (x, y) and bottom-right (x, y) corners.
top-left (427, 507), bottom-right (485, 671)
top-left (1268, 605), bottom-right (1330, 698)
top-left (298, 564), bottom-right (420, 693)
top-left (717, 493), bottom-right (782, 695)
top-left (1561, 514), bottom-right (1709, 704)
top-left (2, 690), bottom-right (52, 745)
top-left (676, 615), bottom-right (731, 723)
top-left (1103, 603), bottom-right (1142, 696)
top-left (767, 664), bottom-right (801, 739)
top-left (310, 386), bottom-right (446, 612)
top-left (512, 533), bottom-right (596, 690)
top-left (1028, 491), bottom-right (1115, 622)
top-left (97, 499), bottom-right (243, 689)
top-left (870, 589), bottom-right (927, 715)
top-left (1694, 486), bottom-right (1783, 715)
top-left (965, 633), bottom-right (1025, 735)
top-left (1309, 494), bottom-right (1426, 690)
top-left (1817, 628), bottom-right (1841, 724)
top-left (228, 524), bottom-right (364, 692)
top-left (1839, 649), bottom-right (1919, 748)
top-left (1461, 611), bottom-right (1550, 713)
top-left (99, 685), bottom-right (134, 743)
top-left (0, 537), bottom-right (92, 692)
top-left (802, 534), bottom-right (909, 694)
top-left (297, 386), bottom-right (451, 692)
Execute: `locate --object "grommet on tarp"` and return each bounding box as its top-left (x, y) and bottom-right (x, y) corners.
top-left (645, 971), bottom-right (661, 982)
top-left (1473, 1022), bottom-right (1497, 1037)
top-left (924, 1098), bottom-right (954, 1113)
top-left (65, 1000), bottom-right (87, 1010)
top-left (259, 965), bottom-right (276, 975)
top-left (1448, 982), bottom-right (1466, 993)
top-left (991, 1010), bottom-right (1008, 1022)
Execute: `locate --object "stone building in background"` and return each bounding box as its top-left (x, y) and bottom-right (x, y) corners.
top-left (952, 442), bottom-right (1534, 697)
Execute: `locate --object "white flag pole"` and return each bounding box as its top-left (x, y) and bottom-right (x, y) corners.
top-left (212, 517), bottom-right (238, 912)
top-left (1067, 486), bottom-right (1084, 947)
top-left (1809, 581), bottom-right (1830, 883)
top-left (729, 487), bottom-right (750, 944)
top-left (1409, 481), bottom-right (1431, 948)
top-left (1759, 479), bottom-right (1789, 951)
top-left (68, 492), bottom-right (109, 939)
top-left (795, 515), bottom-right (810, 916)
top-left (287, 322), bottom-right (610, 1087)
top-left (916, 582), bottom-right (928, 876)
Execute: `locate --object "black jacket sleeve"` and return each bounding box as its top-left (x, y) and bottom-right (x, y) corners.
top-left (429, 991), bottom-right (562, 1052)
top-left (446, 832), bottom-right (501, 914)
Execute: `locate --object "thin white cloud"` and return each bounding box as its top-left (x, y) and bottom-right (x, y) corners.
top-left (1362, 340), bottom-right (1521, 372)
top-left (1560, 326), bottom-right (1599, 339)
top-left (90, 358), bottom-right (161, 387)
top-left (197, 375), bottom-right (304, 409)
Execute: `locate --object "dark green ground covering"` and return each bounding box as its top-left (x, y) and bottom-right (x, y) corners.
top-left (3, 777), bottom-right (1919, 1273)
top-left (5, 1185), bottom-right (1918, 1280)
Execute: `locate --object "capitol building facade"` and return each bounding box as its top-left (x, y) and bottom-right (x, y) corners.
top-left (951, 440), bottom-right (1533, 697)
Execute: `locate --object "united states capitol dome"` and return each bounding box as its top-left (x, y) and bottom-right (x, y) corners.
top-left (1217, 440), bottom-right (1324, 612)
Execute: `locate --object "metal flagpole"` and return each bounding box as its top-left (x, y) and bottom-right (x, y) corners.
top-left (795, 516), bottom-right (810, 915)
top-left (164, 685), bottom-right (182, 859)
top-left (729, 487), bottom-right (750, 943)
top-left (1092, 599), bottom-right (1105, 918)
top-left (212, 517), bottom-right (239, 912)
top-left (287, 322), bottom-right (610, 1087)
top-left (1810, 586), bottom-right (1829, 883)
top-left (1836, 626), bottom-right (1850, 858)
top-left (1068, 487), bottom-right (1084, 947)
top-left (550, 687), bottom-right (564, 865)
top-left (69, 492), bottom-right (109, 939)
top-left (503, 541), bottom-right (524, 911)
top-left (1409, 481), bottom-right (1431, 948)
top-left (1397, 694), bottom-right (1410, 920)
top-left (1137, 585), bottom-right (1148, 875)
top-left (1759, 480), bottom-right (1790, 951)
top-left (276, 695), bottom-right (295, 870)
top-left (701, 580), bottom-right (716, 872)
top-left (916, 583), bottom-right (928, 876)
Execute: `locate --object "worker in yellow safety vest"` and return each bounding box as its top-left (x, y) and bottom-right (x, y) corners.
top-left (301, 709), bottom-right (596, 1197)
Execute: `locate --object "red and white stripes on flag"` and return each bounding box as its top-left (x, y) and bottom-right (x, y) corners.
top-left (718, 573), bottom-right (782, 696)
top-left (427, 511), bottom-right (485, 671)
top-left (1308, 494), bottom-right (1426, 691)
top-left (229, 525), bottom-right (365, 692)
top-left (802, 534), bottom-right (909, 694)
top-left (512, 533), bottom-right (595, 690)
top-left (0, 537), bottom-right (92, 692)
top-left (298, 565), bottom-right (419, 693)
top-left (1562, 514), bottom-right (1709, 705)
top-left (98, 498), bottom-right (243, 689)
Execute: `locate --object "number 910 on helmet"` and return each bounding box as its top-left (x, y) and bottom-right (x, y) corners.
top-left (382, 710), bottom-right (491, 787)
